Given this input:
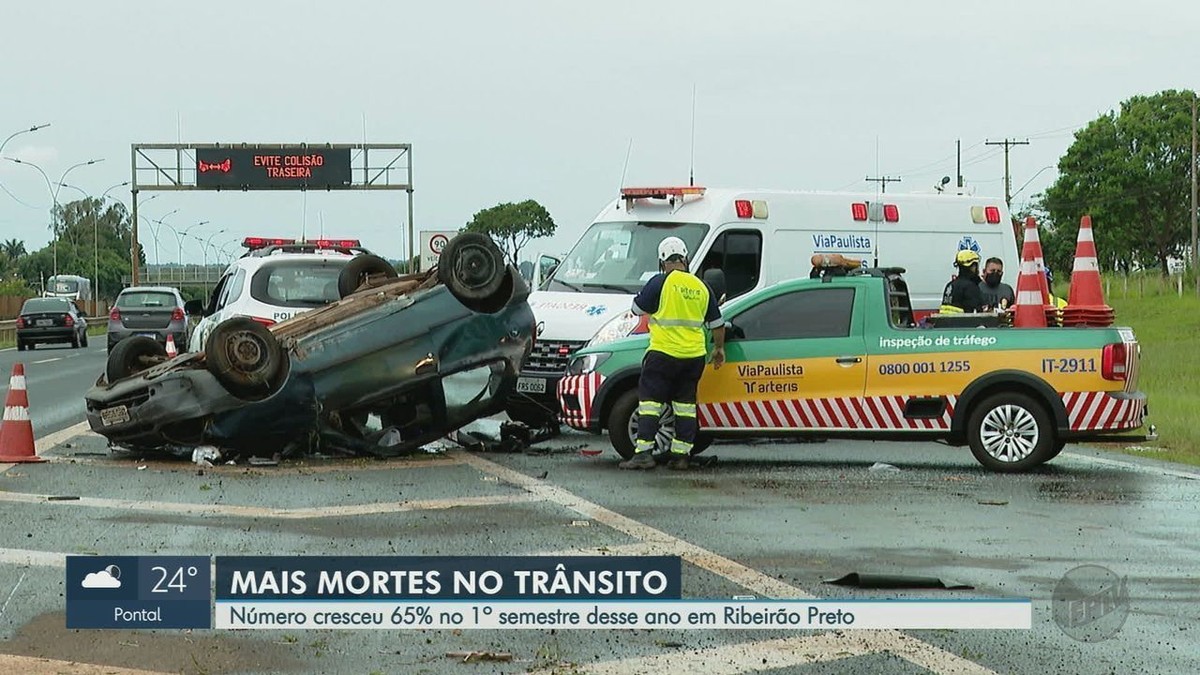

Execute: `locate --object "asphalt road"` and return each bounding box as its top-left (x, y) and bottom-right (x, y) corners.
top-left (0, 356), bottom-right (1196, 674)
top-left (0, 340), bottom-right (108, 436)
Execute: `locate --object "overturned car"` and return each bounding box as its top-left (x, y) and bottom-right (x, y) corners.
top-left (85, 233), bottom-right (535, 457)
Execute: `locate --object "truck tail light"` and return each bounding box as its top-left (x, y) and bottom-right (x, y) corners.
top-left (851, 203), bottom-right (869, 221)
top-left (734, 200), bottom-right (753, 218)
top-left (109, 307), bottom-right (121, 321)
top-left (1102, 343), bottom-right (1127, 381)
top-left (883, 204), bottom-right (900, 222)
top-left (171, 307), bottom-right (185, 321)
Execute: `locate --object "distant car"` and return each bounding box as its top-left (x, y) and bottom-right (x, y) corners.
top-left (188, 237), bottom-right (370, 353)
top-left (16, 297), bottom-right (89, 351)
top-left (84, 233), bottom-right (535, 457)
top-left (108, 286), bottom-right (189, 353)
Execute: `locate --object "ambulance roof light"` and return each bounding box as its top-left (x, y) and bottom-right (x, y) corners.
top-left (620, 186), bottom-right (707, 199)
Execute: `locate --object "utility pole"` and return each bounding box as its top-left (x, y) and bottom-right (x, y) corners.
top-left (1192, 93), bottom-right (1197, 295)
top-left (865, 175), bottom-right (901, 193)
top-left (956, 139), bottom-right (963, 188)
top-left (985, 138), bottom-right (1030, 208)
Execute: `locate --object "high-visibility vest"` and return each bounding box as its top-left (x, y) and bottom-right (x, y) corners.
top-left (648, 272), bottom-right (711, 359)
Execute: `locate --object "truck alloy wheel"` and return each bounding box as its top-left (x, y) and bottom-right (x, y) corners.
top-left (967, 392), bottom-right (1054, 472)
top-left (205, 317), bottom-right (287, 400)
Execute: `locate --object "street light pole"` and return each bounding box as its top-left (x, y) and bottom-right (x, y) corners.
top-left (0, 123), bottom-right (50, 159)
top-left (2, 156), bottom-right (104, 281)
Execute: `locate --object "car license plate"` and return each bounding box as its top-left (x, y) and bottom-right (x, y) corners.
top-left (36, 319), bottom-right (53, 327)
top-left (516, 377), bottom-right (547, 394)
top-left (100, 405), bottom-right (130, 427)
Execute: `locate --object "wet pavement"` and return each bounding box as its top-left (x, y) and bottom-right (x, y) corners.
top-left (0, 425), bottom-right (1197, 674)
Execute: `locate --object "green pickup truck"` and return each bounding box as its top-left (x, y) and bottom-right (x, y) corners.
top-left (557, 268), bottom-right (1152, 472)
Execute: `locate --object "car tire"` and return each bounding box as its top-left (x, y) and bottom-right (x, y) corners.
top-left (606, 389), bottom-right (713, 460)
top-left (70, 332), bottom-right (80, 348)
top-left (1046, 440), bottom-right (1068, 460)
top-left (205, 317), bottom-right (288, 400)
top-left (81, 331), bottom-right (89, 348)
top-left (106, 336), bottom-right (168, 383)
top-left (966, 392), bottom-right (1056, 472)
top-left (16, 340), bottom-right (25, 352)
top-left (438, 233), bottom-right (507, 306)
top-left (337, 254), bottom-right (398, 298)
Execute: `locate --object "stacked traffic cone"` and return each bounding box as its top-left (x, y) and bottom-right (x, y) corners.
top-left (1064, 215), bottom-right (1115, 327)
top-left (165, 334), bottom-right (178, 358)
top-left (1012, 217), bottom-right (1048, 328)
top-left (0, 363), bottom-right (44, 463)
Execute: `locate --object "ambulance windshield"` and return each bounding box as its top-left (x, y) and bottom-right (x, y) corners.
top-left (546, 221), bottom-right (709, 294)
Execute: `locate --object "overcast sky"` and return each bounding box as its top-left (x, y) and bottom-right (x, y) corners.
top-left (1, 0), bottom-right (1196, 266)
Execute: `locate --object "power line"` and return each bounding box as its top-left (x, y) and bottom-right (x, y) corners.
top-left (865, 175), bottom-right (901, 193)
top-left (985, 138), bottom-right (1030, 208)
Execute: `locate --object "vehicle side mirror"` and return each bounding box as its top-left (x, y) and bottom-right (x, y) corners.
top-left (702, 269), bottom-right (727, 304)
top-left (184, 300), bottom-right (205, 317)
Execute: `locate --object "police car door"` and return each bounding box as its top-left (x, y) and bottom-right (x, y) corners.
top-left (699, 286), bottom-right (867, 430)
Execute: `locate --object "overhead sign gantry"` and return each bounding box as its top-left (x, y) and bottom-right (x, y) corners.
top-left (129, 143), bottom-right (413, 285)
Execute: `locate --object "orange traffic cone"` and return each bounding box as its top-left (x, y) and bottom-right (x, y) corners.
top-left (1023, 217), bottom-right (1052, 305)
top-left (165, 334), bottom-right (178, 358)
top-left (1064, 214), bottom-right (1115, 327)
top-left (1013, 217), bottom-right (1048, 328)
top-left (0, 363), bottom-right (44, 463)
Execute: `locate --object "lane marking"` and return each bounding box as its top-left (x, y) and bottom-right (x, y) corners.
top-left (0, 547), bottom-right (75, 568)
top-left (0, 571), bottom-right (26, 619)
top-left (452, 450), bottom-right (998, 675)
top-left (30, 358), bottom-right (61, 364)
top-left (0, 655), bottom-right (171, 675)
top-left (0, 490), bottom-right (544, 519)
top-left (1062, 451), bottom-right (1200, 481)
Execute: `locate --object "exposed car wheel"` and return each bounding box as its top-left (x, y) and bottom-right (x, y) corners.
top-left (438, 233), bottom-right (506, 307)
top-left (106, 336), bottom-right (168, 383)
top-left (205, 317), bottom-right (288, 400)
top-left (81, 331), bottom-right (89, 348)
top-left (607, 389), bottom-right (713, 460)
top-left (337, 254), bottom-right (398, 298)
top-left (967, 392), bottom-right (1056, 472)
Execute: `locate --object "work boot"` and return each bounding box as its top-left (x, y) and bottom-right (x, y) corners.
top-left (667, 454), bottom-right (690, 471)
top-left (619, 451), bottom-right (657, 470)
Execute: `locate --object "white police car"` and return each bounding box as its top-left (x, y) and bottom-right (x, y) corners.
top-left (188, 237), bottom-right (388, 352)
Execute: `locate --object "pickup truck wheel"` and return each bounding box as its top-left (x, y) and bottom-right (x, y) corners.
top-left (338, 254), bottom-right (398, 298)
top-left (1047, 440), bottom-right (1068, 460)
top-left (106, 336), bottom-right (168, 383)
top-left (967, 392), bottom-right (1055, 472)
top-left (205, 317), bottom-right (287, 400)
top-left (608, 389), bottom-right (712, 460)
top-left (438, 233), bottom-right (506, 305)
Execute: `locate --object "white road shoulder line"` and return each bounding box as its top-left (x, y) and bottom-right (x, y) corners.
top-left (1062, 451), bottom-right (1200, 480)
top-left (34, 421), bottom-right (93, 456)
top-left (30, 357), bottom-right (61, 364)
top-left (452, 450), bottom-right (998, 675)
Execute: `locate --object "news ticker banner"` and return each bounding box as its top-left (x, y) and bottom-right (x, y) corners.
top-left (66, 556), bottom-right (1031, 630)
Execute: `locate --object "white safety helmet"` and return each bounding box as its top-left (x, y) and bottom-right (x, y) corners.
top-left (658, 236), bottom-right (689, 263)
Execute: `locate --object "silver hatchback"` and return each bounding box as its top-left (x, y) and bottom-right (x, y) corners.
top-left (107, 286), bottom-right (190, 352)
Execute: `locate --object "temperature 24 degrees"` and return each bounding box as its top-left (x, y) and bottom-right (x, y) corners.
top-left (152, 565), bottom-right (201, 594)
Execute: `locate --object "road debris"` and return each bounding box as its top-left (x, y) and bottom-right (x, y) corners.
top-left (977, 499), bottom-right (1009, 506)
top-left (869, 462), bottom-right (901, 473)
top-left (192, 446), bottom-right (222, 467)
top-left (445, 651), bottom-right (513, 663)
top-left (823, 572), bottom-right (974, 590)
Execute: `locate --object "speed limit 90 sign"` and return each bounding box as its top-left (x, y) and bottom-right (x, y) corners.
top-left (430, 234), bottom-right (449, 254)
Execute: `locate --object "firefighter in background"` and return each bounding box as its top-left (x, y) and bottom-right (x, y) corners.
top-left (939, 250), bottom-right (986, 313)
top-left (619, 237), bottom-right (725, 471)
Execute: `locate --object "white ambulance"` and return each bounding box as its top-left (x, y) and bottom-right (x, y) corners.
top-left (506, 186), bottom-right (1019, 426)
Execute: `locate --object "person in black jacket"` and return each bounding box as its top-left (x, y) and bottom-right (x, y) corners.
top-left (939, 250), bottom-right (985, 313)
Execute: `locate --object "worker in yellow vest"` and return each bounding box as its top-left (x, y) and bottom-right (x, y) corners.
top-left (620, 237), bottom-right (726, 471)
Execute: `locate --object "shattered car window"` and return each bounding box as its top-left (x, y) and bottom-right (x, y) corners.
top-left (116, 291), bottom-right (177, 309)
top-left (251, 260), bottom-right (346, 308)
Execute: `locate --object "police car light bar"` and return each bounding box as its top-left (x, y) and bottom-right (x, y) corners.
top-left (243, 237), bottom-right (298, 249)
top-left (310, 239), bottom-right (361, 248)
top-left (620, 186), bottom-right (707, 199)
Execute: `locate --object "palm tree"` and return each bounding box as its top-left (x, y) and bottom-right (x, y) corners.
top-left (1, 239), bottom-right (26, 261)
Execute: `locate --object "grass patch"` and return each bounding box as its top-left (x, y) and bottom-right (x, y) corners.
top-left (1107, 293), bottom-right (1200, 466)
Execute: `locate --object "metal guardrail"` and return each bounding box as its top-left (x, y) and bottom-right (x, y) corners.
top-left (0, 319), bottom-right (107, 345)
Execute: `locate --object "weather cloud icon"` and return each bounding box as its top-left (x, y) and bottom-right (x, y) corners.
top-left (81, 565), bottom-right (122, 589)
